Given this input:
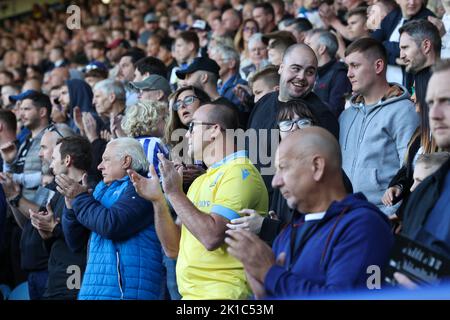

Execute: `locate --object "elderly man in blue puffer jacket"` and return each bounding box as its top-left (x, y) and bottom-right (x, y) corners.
top-left (59, 137), bottom-right (164, 300)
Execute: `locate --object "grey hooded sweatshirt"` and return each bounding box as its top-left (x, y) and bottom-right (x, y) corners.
top-left (339, 84), bottom-right (419, 215)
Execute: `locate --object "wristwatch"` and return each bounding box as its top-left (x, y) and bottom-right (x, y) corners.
top-left (8, 193), bottom-right (22, 208)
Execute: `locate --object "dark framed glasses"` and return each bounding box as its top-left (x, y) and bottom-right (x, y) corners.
top-left (188, 121), bottom-right (219, 133)
top-left (46, 124), bottom-right (64, 138)
top-left (278, 119), bottom-right (313, 132)
top-left (173, 95), bottom-right (198, 111)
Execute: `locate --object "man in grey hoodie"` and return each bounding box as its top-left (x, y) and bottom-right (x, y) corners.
top-left (340, 38), bottom-right (419, 216)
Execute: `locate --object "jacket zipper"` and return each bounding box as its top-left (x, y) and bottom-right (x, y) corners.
top-left (116, 250), bottom-right (124, 300)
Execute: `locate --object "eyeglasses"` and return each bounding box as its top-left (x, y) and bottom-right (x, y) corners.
top-left (173, 95), bottom-right (198, 111)
top-left (243, 27), bottom-right (258, 33)
top-left (46, 124), bottom-right (64, 138)
top-left (278, 119), bottom-right (313, 132)
top-left (188, 121), bottom-right (219, 133)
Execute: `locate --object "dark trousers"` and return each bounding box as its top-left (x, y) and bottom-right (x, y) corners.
top-left (27, 270), bottom-right (48, 300)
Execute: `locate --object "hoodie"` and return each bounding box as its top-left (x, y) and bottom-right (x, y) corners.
top-left (66, 79), bottom-right (94, 114)
top-left (265, 193), bottom-right (394, 298)
top-left (339, 84), bottom-right (419, 215)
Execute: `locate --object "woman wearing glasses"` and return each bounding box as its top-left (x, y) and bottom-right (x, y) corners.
top-left (234, 19), bottom-right (259, 74)
top-left (229, 99), bottom-right (354, 244)
top-left (164, 85), bottom-right (210, 146)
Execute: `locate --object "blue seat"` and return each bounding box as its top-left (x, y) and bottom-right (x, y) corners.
top-left (8, 282), bottom-right (30, 300)
top-left (0, 284), bottom-right (11, 300)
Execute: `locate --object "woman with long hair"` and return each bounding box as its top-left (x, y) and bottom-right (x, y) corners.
top-left (164, 85), bottom-right (211, 191)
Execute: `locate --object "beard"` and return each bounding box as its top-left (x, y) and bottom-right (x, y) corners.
top-left (42, 161), bottom-right (52, 175)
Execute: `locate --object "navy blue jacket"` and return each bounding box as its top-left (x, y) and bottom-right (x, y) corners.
top-left (371, 7), bottom-right (435, 65)
top-left (314, 59), bottom-right (352, 118)
top-left (264, 193), bottom-right (394, 298)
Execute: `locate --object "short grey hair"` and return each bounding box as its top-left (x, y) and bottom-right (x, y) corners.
top-left (308, 29), bottom-right (338, 59)
top-left (216, 45), bottom-right (240, 69)
top-left (94, 79), bottom-right (126, 101)
top-left (248, 33), bottom-right (264, 49)
top-left (53, 123), bottom-right (76, 138)
top-left (108, 137), bottom-right (149, 172)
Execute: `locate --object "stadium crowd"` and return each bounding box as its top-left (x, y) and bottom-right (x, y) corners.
top-left (0, 0), bottom-right (449, 300)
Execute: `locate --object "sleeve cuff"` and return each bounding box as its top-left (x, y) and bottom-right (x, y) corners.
top-left (211, 204), bottom-right (240, 221)
top-left (264, 264), bottom-right (286, 296)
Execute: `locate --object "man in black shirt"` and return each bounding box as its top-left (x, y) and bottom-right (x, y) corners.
top-left (30, 135), bottom-right (92, 300)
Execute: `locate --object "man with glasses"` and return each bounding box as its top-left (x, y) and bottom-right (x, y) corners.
top-left (129, 103), bottom-right (268, 299)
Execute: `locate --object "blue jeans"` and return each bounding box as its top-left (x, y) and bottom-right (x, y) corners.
top-left (162, 255), bottom-right (181, 300)
top-left (28, 270), bottom-right (48, 300)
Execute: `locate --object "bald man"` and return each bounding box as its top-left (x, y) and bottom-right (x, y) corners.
top-left (247, 44), bottom-right (339, 201)
top-left (226, 128), bottom-right (394, 298)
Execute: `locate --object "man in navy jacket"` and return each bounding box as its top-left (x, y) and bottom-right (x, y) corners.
top-left (226, 128), bottom-right (394, 298)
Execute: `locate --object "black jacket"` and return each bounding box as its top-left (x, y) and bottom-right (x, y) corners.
top-left (388, 130), bottom-right (420, 206)
top-left (371, 6), bottom-right (435, 66)
top-left (42, 191), bottom-right (86, 300)
top-left (401, 158), bottom-right (450, 259)
top-left (247, 91), bottom-right (339, 202)
top-left (314, 59), bottom-right (352, 118)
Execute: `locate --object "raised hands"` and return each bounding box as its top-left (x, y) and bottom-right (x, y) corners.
top-left (128, 164), bottom-right (164, 203)
top-left (0, 172), bottom-right (21, 199)
top-left (226, 209), bottom-right (266, 234)
top-left (82, 112), bottom-right (99, 143)
top-left (0, 141), bottom-right (18, 164)
top-left (55, 173), bottom-right (89, 208)
top-left (157, 153), bottom-right (183, 196)
top-left (30, 204), bottom-right (60, 240)
top-left (225, 229), bottom-right (276, 286)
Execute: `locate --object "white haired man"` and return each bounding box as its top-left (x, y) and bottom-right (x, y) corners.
top-left (57, 137), bottom-right (164, 300)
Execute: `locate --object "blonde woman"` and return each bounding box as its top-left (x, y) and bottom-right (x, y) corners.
top-left (121, 100), bottom-right (169, 176)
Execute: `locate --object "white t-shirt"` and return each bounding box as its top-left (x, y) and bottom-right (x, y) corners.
top-left (441, 14), bottom-right (450, 59)
top-left (386, 18), bottom-right (404, 85)
top-left (304, 211), bottom-right (326, 222)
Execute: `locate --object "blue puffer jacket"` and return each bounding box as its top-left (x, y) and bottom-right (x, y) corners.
top-left (62, 176), bottom-right (164, 300)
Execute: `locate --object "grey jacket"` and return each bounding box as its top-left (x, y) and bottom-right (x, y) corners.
top-left (339, 84), bottom-right (419, 215)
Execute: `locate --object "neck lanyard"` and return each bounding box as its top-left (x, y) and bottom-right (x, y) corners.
top-left (287, 206), bottom-right (350, 271)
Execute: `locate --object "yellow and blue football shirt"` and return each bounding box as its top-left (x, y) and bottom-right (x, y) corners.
top-left (176, 150), bottom-right (269, 300)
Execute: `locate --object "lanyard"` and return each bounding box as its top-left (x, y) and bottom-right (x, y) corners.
top-left (287, 206), bottom-right (350, 271)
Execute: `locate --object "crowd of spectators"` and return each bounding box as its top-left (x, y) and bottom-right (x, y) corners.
top-left (0, 0), bottom-right (449, 300)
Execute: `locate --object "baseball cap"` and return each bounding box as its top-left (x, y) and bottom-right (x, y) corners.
top-left (191, 20), bottom-right (210, 32)
top-left (144, 13), bottom-right (159, 23)
top-left (175, 57), bottom-right (220, 80)
top-left (129, 75), bottom-right (171, 97)
top-left (83, 61), bottom-right (108, 73)
top-left (8, 90), bottom-right (40, 103)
